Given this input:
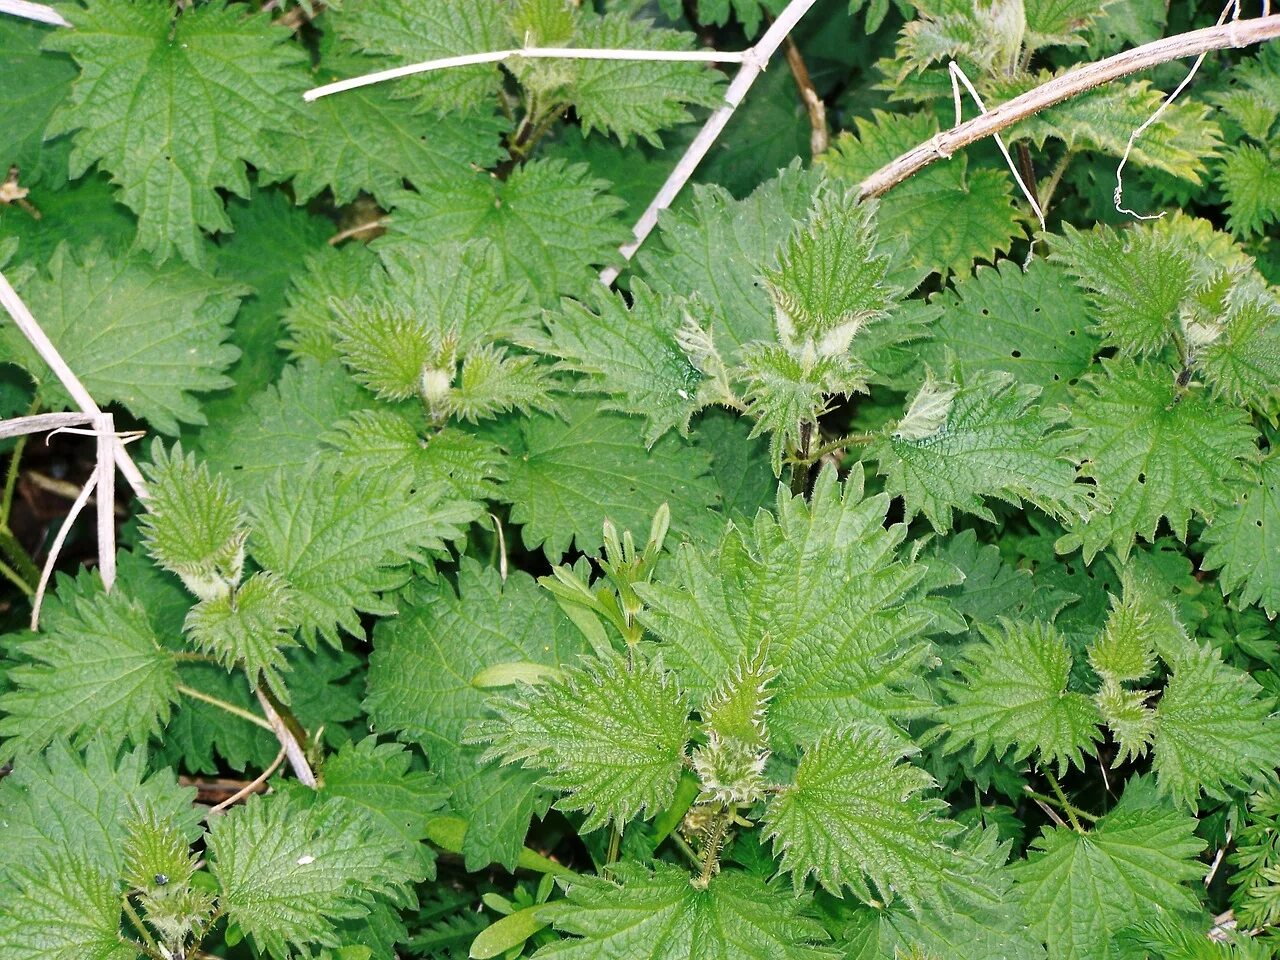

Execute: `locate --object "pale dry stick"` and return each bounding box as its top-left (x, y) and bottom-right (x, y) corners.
top-left (600, 0), bottom-right (821, 285)
top-left (255, 687), bottom-right (317, 788)
top-left (0, 0), bottom-right (70, 26)
top-left (95, 412), bottom-right (115, 591)
top-left (0, 412), bottom-right (92, 441)
top-left (0, 270), bottom-right (147, 498)
top-left (304, 46), bottom-right (751, 101)
top-left (204, 746), bottom-right (287, 817)
top-left (855, 12), bottom-right (1280, 203)
top-left (30, 469), bottom-right (95, 630)
top-left (1115, 0), bottom-right (1239, 219)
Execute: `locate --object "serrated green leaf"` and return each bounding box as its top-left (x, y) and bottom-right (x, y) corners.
top-left (916, 257), bottom-right (1098, 406)
top-left (1062, 359), bottom-right (1259, 562)
top-left (939, 619), bottom-right (1101, 775)
top-left (764, 723), bottom-right (965, 910)
top-left (1013, 778), bottom-right (1206, 960)
top-left (448, 344), bottom-right (558, 423)
top-left (140, 439), bottom-right (249, 599)
top-left (184, 572), bottom-right (298, 702)
top-left (1218, 145), bottom-right (1280, 238)
top-left (532, 281), bottom-right (703, 445)
top-left (1199, 452), bottom-right (1280, 618)
top-left (0, 852), bottom-right (138, 960)
top-left (1190, 271), bottom-right (1280, 411)
top-left (493, 396), bottom-right (721, 558)
top-left (638, 163), bottom-right (821, 360)
top-left (1050, 223), bottom-right (1194, 358)
top-left (249, 459), bottom-right (472, 645)
top-left (45, 0), bottom-right (308, 264)
top-left (364, 560), bottom-right (586, 869)
top-left (569, 13), bottom-right (723, 147)
top-left (208, 791), bottom-right (419, 959)
top-left (538, 862), bottom-right (836, 960)
top-left (1024, 0), bottom-right (1113, 51)
top-left (281, 245), bottom-right (379, 364)
top-left (1087, 588), bottom-right (1157, 684)
top-left (1153, 644), bottom-right (1280, 808)
top-left (476, 652), bottom-right (692, 831)
top-left (382, 160), bottom-right (626, 305)
top-left (870, 371), bottom-right (1090, 531)
top-left (2, 242), bottom-right (244, 433)
top-left (0, 577), bottom-right (180, 762)
top-left (331, 0), bottom-right (511, 114)
top-left (639, 467), bottom-right (946, 750)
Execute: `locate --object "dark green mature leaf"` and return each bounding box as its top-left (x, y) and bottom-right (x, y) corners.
top-left (1200, 453), bottom-right (1280, 618)
top-left (365, 560), bottom-right (586, 869)
top-left (208, 791), bottom-right (419, 958)
top-left (0, 17), bottom-right (75, 188)
top-left (1153, 644), bottom-right (1280, 808)
top-left (764, 723), bottom-right (966, 910)
top-left (532, 281), bottom-right (703, 445)
top-left (1013, 778), bottom-right (1206, 960)
top-left (870, 371), bottom-right (1090, 531)
top-left (939, 619), bottom-right (1102, 775)
top-left (539, 862), bottom-right (836, 960)
top-left (45, 0), bottom-right (308, 264)
top-left (1062, 360), bottom-right (1259, 562)
top-left (494, 397), bottom-right (721, 558)
top-left (250, 459), bottom-right (474, 645)
top-left (3, 242), bottom-right (244, 433)
top-left (0, 576), bottom-right (179, 761)
top-left (477, 652), bottom-right (693, 831)
top-left (639, 467), bottom-right (948, 750)
top-left (916, 257), bottom-right (1098, 406)
top-left (382, 159), bottom-right (627, 305)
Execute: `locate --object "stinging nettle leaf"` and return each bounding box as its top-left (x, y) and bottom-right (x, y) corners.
top-left (1199, 451), bottom-right (1280, 618)
top-left (475, 651), bottom-right (693, 832)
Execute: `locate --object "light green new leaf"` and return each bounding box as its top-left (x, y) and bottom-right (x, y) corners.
top-left (533, 281), bottom-right (703, 445)
top-left (538, 862), bottom-right (836, 960)
top-left (1218, 145), bottom-right (1280, 238)
top-left (273, 35), bottom-right (508, 206)
top-left (494, 397), bottom-right (721, 558)
top-left (140, 440), bottom-right (249, 600)
top-left (476, 652), bottom-right (693, 831)
top-left (281, 245), bottom-right (379, 363)
top-left (637, 163), bottom-right (821, 359)
top-left (3, 243), bottom-right (244, 433)
top-left (1208, 44), bottom-right (1280, 142)
top-left (639, 467), bottom-right (950, 751)
top-left (764, 724), bottom-right (965, 911)
top-left (940, 619), bottom-right (1101, 775)
top-left (915, 257), bottom-right (1098, 406)
top-left (250, 460), bottom-right (473, 645)
top-left (1050, 223), bottom-right (1194, 358)
top-left (1153, 644), bottom-right (1280, 808)
top-left (570, 13), bottom-right (723, 147)
top-left (0, 578), bottom-right (179, 762)
top-left (1013, 778), bottom-right (1206, 960)
top-left (449, 345), bottom-right (559, 423)
top-left (331, 0), bottom-right (511, 114)
top-left (184, 572), bottom-right (298, 703)
top-left (1200, 453), bottom-right (1280, 618)
top-left (1063, 360), bottom-right (1259, 562)
top-left (382, 159), bottom-right (627, 305)
top-left (1087, 587), bottom-right (1157, 684)
top-left (208, 791), bottom-right (419, 959)
top-left (45, 0), bottom-right (308, 264)
top-left (1192, 273), bottom-right (1280, 410)
top-left (870, 371), bottom-right (1091, 532)
top-left (822, 111), bottom-right (1024, 280)
top-left (364, 560), bottom-right (586, 869)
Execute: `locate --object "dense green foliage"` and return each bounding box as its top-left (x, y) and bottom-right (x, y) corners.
top-left (1, 0), bottom-right (1280, 958)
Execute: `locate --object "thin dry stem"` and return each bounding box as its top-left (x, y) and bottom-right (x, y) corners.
top-left (31, 469), bottom-right (97, 630)
top-left (0, 0), bottom-right (70, 26)
top-left (255, 687), bottom-right (317, 787)
top-left (779, 33), bottom-right (828, 155)
top-left (205, 746), bottom-right (287, 816)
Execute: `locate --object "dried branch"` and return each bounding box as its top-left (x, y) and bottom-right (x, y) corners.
top-left (0, 0), bottom-right (70, 26)
top-left (780, 34), bottom-right (828, 156)
top-left (855, 12), bottom-right (1280, 202)
top-left (599, 0), bottom-right (822, 285)
top-left (254, 687), bottom-right (317, 788)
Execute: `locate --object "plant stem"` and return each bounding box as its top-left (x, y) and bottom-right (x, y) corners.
top-left (0, 397), bottom-right (37, 526)
top-left (694, 805), bottom-right (730, 889)
top-left (788, 421), bottom-right (814, 497)
top-left (0, 525), bottom-right (38, 589)
top-left (176, 683), bottom-right (275, 733)
top-left (1038, 149), bottom-right (1077, 214)
top-left (1024, 786), bottom-right (1097, 823)
top-left (121, 895), bottom-right (162, 959)
top-left (1045, 771), bottom-right (1086, 833)
top-left (0, 555), bottom-right (32, 596)
top-left (606, 823), bottom-right (622, 865)
top-left (669, 831), bottom-right (701, 870)
top-left (788, 431), bottom-right (876, 466)
top-left (173, 651), bottom-right (220, 663)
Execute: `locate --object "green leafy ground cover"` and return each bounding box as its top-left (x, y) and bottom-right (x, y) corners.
top-left (1, 0), bottom-right (1280, 958)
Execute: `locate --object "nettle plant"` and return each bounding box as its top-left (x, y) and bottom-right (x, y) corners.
top-left (1, 0), bottom-right (1280, 958)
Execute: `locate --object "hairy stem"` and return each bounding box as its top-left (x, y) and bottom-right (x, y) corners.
top-left (176, 683), bottom-right (276, 733)
top-left (1045, 771), bottom-right (1086, 833)
top-left (1038, 148), bottom-right (1078, 213)
top-left (121, 895), bottom-right (162, 959)
top-left (0, 396), bottom-right (38, 526)
top-left (694, 805), bottom-right (730, 889)
top-left (0, 526), bottom-right (38, 590)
